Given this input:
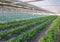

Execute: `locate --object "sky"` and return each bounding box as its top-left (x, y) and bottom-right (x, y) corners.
top-left (18, 0), bottom-right (60, 13)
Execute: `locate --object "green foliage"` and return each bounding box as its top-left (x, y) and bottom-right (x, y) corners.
top-left (0, 16), bottom-right (53, 39)
top-left (40, 17), bottom-right (59, 42)
top-left (6, 16), bottom-right (56, 42)
top-left (0, 16), bottom-right (51, 29)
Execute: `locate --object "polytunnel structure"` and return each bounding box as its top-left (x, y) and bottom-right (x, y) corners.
top-left (0, 0), bottom-right (60, 42)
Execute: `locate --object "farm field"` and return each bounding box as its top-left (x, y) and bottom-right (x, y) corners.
top-left (0, 15), bottom-right (59, 42)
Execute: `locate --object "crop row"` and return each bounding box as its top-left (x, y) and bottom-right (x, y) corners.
top-left (40, 17), bottom-right (59, 42)
top-left (0, 16), bottom-right (52, 31)
top-left (0, 16), bottom-right (49, 25)
top-left (0, 16), bottom-right (56, 39)
top-left (0, 16), bottom-right (54, 39)
top-left (6, 16), bottom-right (56, 42)
top-left (0, 16), bottom-right (53, 30)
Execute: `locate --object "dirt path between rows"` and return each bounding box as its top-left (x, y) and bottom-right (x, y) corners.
top-left (31, 20), bottom-right (54, 42)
